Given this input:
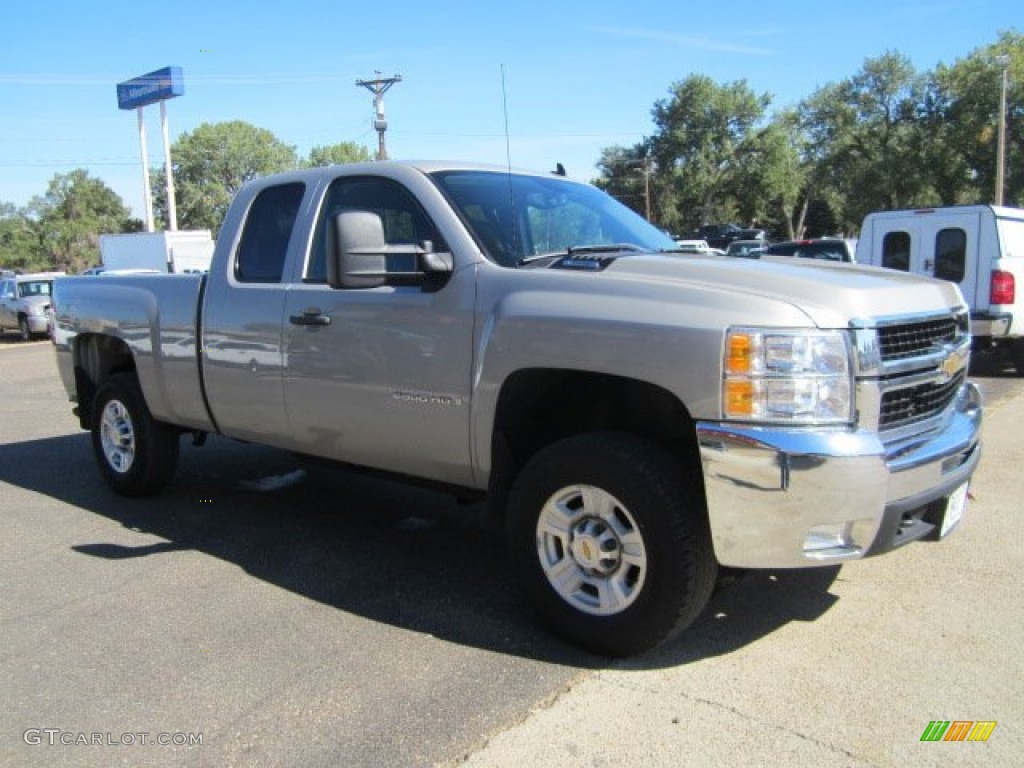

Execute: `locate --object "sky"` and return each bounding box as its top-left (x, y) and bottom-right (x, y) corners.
top-left (1, 0), bottom-right (1021, 221)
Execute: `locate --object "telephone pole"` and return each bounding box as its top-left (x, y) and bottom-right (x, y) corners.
top-left (356, 72), bottom-right (402, 160)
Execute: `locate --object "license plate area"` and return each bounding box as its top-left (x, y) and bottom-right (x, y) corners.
top-left (940, 483), bottom-right (969, 538)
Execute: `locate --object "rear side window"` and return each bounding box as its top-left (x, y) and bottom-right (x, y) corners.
top-left (934, 228), bottom-right (966, 283)
top-left (881, 231), bottom-right (911, 271)
top-left (235, 183), bottom-right (305, 283)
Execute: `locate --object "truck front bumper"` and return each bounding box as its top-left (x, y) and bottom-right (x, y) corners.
top-left (696, 381), bottom-right (983, 569)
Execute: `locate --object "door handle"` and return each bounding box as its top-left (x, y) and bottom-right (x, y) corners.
top-left (289, 309), bottom-right (331, 327)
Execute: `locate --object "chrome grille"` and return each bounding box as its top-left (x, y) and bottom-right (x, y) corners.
top-left (879, 371), bottom-right (965, 430)
top-left (877, 317), bottom-right (960, 362)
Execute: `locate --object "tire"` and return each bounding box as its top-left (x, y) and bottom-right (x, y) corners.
top-left (19, 317), bottom-right (31, 341)
top-left (506, 432), bottom-right (717, 656)
top-left (91, 373), bottom-right (180, 496)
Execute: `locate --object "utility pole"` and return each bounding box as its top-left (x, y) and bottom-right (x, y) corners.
top-left (995, 55), bottom-right (1010, 206)
top-left (356, 72), bottom-right (402, 160)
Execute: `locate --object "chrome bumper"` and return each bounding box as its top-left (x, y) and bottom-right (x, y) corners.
top-left (696, 381), bottom-right (983, 569)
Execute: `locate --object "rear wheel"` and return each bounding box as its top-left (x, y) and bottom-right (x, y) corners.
top-left (506, 432), bottom-right (717, 656)
top-left (91, 373), bottom-right (180, 496)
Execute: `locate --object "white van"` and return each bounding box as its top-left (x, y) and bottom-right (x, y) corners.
top-left (856, 205), bottom-right (1024, 372)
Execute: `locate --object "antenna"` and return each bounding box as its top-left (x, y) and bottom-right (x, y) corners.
top-left (501, 64), bottom-right (512, 173)
top-left (500, 65), bottom-right (520, 261)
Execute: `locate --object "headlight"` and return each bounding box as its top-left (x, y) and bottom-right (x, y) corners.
top-left (27, 303), bottom-right (47, 316)
top-left (723, 328), bottom-right (853, 424)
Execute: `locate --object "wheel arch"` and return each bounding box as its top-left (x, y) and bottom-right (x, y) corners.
top-left (487, 368), bottom-right (705, 525)
top-left (72, 334), bottom-right (137, 430)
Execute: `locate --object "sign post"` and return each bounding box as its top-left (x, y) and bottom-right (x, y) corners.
top-left (117, 67), bottom-right (184, 231)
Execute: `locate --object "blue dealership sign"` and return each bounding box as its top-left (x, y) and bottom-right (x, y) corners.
top-left (117, 67), bottom-right (184, 110)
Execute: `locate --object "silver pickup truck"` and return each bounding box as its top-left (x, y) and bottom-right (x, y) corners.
top-left (52, 161), bottom-right (982, 655)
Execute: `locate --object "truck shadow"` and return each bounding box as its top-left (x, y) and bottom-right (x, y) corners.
top-left (0, 433), bottom-right (840, 669)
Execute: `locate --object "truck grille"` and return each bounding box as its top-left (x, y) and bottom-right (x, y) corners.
top-left (877, 317), bottom-right (960, 362)
top-left (879, 371), bottom-right (965, 429)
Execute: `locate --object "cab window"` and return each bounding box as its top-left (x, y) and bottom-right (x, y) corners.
top-left (235, 182), bottom-right (305, 283)
top-left (881, 231), bottom-right (911, 271)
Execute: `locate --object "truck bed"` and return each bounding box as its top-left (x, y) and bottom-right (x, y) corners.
top-left (53, 273), bottom-right (214, 433)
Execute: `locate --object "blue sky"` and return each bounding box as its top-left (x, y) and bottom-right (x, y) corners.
top-left (1, 0), bottom-right (1020, 220)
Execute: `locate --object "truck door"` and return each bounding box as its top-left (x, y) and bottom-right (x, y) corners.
top-left (871, 211), bottom-right (981, 308)
top-left (200, 181), bottom-right (307, 446)
top-left (282, 175), bottom-right (476, 487)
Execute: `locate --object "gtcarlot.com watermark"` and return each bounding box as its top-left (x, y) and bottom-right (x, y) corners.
top-left (24, 729), bottom-right (203, 747)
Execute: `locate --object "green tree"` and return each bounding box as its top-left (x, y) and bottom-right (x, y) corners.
top-left (929, 31), bottom-right (1024, 206)
top-left (798, 53), bottom-right (934, 230)
top-left (593, 144), bottom-right (653, 221)
top-left (0, 202), bottom-right (44, 272)
top-left (28, 170), bottom-right (140, 273)
top-left (730, 114), bottom-right (808, 239)
top-left (306, 141), bottom-right (372, 166)
top-left (648, 75), bottom-right (772, 232)
top-left (153, 121), bottom-right (299, 235)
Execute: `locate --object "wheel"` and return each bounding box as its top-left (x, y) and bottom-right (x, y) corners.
top-left (19, 317), bottom-right (31, 341)
top-left (506, 432), bottom-right (717, 656)
top-left (91, 373), bottom-right (180, 496)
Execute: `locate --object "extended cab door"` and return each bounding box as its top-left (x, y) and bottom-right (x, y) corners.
top-left (281, 174), bottom-right (476, 486)
top-left (871, 209), bottom-right (982, 307)
top-left (200, 180), bottom-right (310, 446)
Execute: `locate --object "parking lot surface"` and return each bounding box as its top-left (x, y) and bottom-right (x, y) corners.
top-left (1, 340), bottom-right (1021, 767)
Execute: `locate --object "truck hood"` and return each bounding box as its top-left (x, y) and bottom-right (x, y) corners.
top-left (599, 254), bottom-right (965, 327)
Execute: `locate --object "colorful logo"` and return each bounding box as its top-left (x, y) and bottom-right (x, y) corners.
top-left (920, 721), bottom-right (997, 742)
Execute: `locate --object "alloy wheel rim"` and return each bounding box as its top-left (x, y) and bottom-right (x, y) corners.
top-left (535, 484), bottom-right (647, 616)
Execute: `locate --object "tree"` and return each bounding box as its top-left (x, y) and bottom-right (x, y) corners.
top-left (306, 142), bottom-right (372, 166)
top-left (647, 75), bottom-right (772, 232)
top-left (153, 121), bottom-right (298, 235)
top-left (28, 170), bottom-right (140, 273)
top-left (929, 31), bottom-right (1024, 206)
top-left (0, 202), bottom-right (44, 272)
top-left (593, 144), bottom-right (652, 221)
top-left (797, 52), bottom-right (934, 230)
top-left (730, 115), bottom-right (807, 239)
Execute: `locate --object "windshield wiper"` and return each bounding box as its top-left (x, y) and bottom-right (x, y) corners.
top-left (517, 243), bottom-right (644, 267)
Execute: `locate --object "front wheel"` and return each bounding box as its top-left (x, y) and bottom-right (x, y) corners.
top-left (506, 432), bottom-right (717, 656)
top-left (91, 373), bottom-right (180, 496)
top-left (19, 317), bottom-right (32, 341)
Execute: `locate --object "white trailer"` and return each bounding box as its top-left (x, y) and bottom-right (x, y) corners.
top-left (99, 230), bottom-right (215, 274)
top-left (856, 205), bottom-right (1024, 373)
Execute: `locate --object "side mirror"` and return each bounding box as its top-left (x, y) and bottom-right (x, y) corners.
top-left (329, 209), bottom-right (454, 290)
top-left (330, 209), bottom-right (389, 289)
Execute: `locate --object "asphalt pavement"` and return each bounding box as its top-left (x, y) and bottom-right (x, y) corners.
top-left (1, 338), bottom-right (1021, 768)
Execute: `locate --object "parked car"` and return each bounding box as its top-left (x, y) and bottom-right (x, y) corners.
top-left (735, 228), bottom-right (768, 243)
top-left (0, 271), bottom-right (64, 340)
top-left (724, 240), bottom-right (766, 258)
top-left (763, 238), bottom-right (857, 263)
top-left (692, 224), bottom-right (744, 250)
top-left (674, 239), bottom-right (711, 254)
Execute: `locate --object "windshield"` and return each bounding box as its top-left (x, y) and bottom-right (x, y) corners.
top-left (430, 170), bottom-right (677, 268)
top-left (17, 280), bottom-right (53, 298)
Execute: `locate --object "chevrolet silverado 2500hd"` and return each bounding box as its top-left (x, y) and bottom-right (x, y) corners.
top-left (52, 161), bottom-right (983, 655)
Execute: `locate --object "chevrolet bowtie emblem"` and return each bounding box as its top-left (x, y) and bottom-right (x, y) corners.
top-left (941, 347), bottom-right (967, 380)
